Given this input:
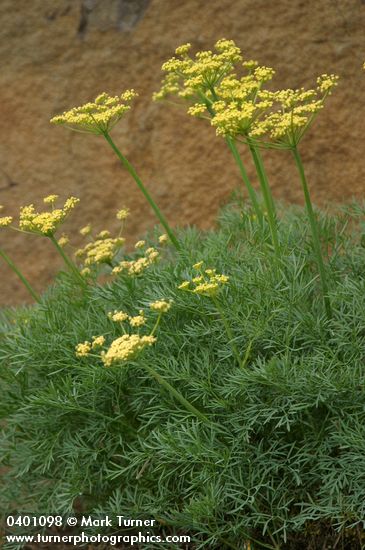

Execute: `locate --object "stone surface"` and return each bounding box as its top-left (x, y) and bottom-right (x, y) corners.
top-left (1, 0), bottom-right (365, 305)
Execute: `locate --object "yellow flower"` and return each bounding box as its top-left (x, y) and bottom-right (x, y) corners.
top-left (50, 90), bottom-right (138, 135)
top-left (155, 38), bottom-right (243, 104)
top-left (214, 274), bottom-right (229, 284)
top-left (178, 281), bottom-right (190, 290)
top-left (80, 224), bottom-right (92, 236)
top-left (116, 208), bottom-right (130, 220)
top-left (58, 234), bottom-right (69, 247)
top-left (242, 60), bottom-right (259, 71)
top-left (92, 335), bottom-right (105, 349)
top-left (75, 341), bottom-right (91, 357)
top-left (187, 103), bottom-right (207, 117)
top-left (43, 194), bottom-right (59, 204)
top-left (113, 258), bottom-right (149, 276)
top-left (108, 310), bottom-right (129, 322)
top-left (135, 240), bottom-right (146, 249)
top-left (248, 76), bottom-right (338, 147)
top-left (317, 73), bottom-right (339, 94)
top-left (121, 90), bottom-right (137, 101)
top-left (147, 250), bottom-right (159, 262)
top-left (150, 299), bottom-right (172, 313)
top-left (179, 264), bottom-right (229, 297)
top-left (129, 312), bottom-right (146, 327)
top-left (175, 43), bottom-right (192, 56)
top-left (19, 196), bottom-right (79, 236)
top-left (76, 236), bottom-right (125, 266)
top-left (97, 230), bottom-right (111, 239)
top-left (193, 282), bottom-right (219, 297)
top-left (80, 267), bottom-right (91, 277)
top-left (158, 234), bottom-right (168, 244)
top-left (102, 334), bottom-right (156, 366)
top-left (0, 216), bottom-right (13, 227)
top-left (155, 39), bottom-right (338, 148)
top-left (113, 247), bottom-right (159, 277)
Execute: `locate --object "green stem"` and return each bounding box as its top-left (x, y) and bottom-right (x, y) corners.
top-left (212, 297), bottom-right (243, 367)
top-left (199, 88), bottom-right (262, 222)
top-left (103, 132), bottom-right (180, 250)
top-left (49, 236), bottom-right (86, 286)
top-left (142, 363), bottom-right (211, 425)
top-left (226, 137), bottom-right (263, 222)
top-left (150, 312), bottom-right (162, 337)
top-left (0, 247), bottom-right (40, 302)
top-left (144, 312), bottom-right (210, 424)
top-left (240, 339), bottom-right (253, 370)
top-left (292, 147), bottom-right (332, 319)
top-left (248, 142), bottom-right (280, 256)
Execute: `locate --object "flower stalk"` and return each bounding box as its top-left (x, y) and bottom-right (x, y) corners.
top-left (225, 137), bottom-right (263, 222)
top-left (292, 146), bottom-right (332, 318)
top-left (142, 362), bottom-right (211, 425)
top-left (144, 305), bottom-right (210, 423)
top-left (102, 131), bottom-right (180, 251)
top-left (212, 296), bottom-right (245, 368)
top-left (248, 141), bottom-right (280, 256)
top-left (51, 90), bottom-right (180, 251)
top-left (49, 235), bottom-right (86, 286)
top-left (200, 89), bottom-right (263, 222)
top-left (0, 247), bottom-right (40, 302)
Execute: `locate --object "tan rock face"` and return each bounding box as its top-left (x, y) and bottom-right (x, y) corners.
top-left (1, 0), bottom-right (365, 305)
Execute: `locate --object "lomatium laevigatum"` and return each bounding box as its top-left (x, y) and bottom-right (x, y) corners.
top-left (50, 90), bottom-right (180, 251)
top-left (75, 299), bottom-right (210, 424)
top-left (154, 38), bottom-right (338, 317)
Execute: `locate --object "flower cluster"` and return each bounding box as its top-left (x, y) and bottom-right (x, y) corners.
top-left (153, 39), bottom-right (275, 133)
top-left (15, 196), bottom-right (79, 237)
top-left (75, 235), bottom-right (126, 267)
top-left (153, 39), bottom-right (242, 102)
top-left (149, 299), bottom-right (172, 313)
top-left (0, 205), bottom-right (13, 228)
top-left (75, 335), bottom-right (106, 357)
top-left (75, 208), bottom-right (131, 274)
top-left (102, 334), bottom-right (156, 366)
top-left (178, 261), bottom-right (229, 297)
top-left (248, 77), bottom-right (338, 147)
top-left (116, 208), bottom-right (130, 221)
top-left (208, 72), bottom-right (275, 137)
top-left (74, 210), bottom-right (167, 280)
top-left (58, 234), bottom-right (69, 248)
top-left (43, 195), bottom-right (59, 204)
top-left (75, 299), bottom-right (172, 367)
top-left (50, 90), bottom-right (138, 135)
top-left (109, 308), bottom-right (146, 327)
top-left (158, 234), bottom-right (168, 245)
top-left (155, 39), bottom-right (339, 148)
top-left (112, 246), bottom-right (160, 276)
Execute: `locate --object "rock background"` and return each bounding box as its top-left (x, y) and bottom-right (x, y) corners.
top-left (1, 0), bottom-right (365, 305)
